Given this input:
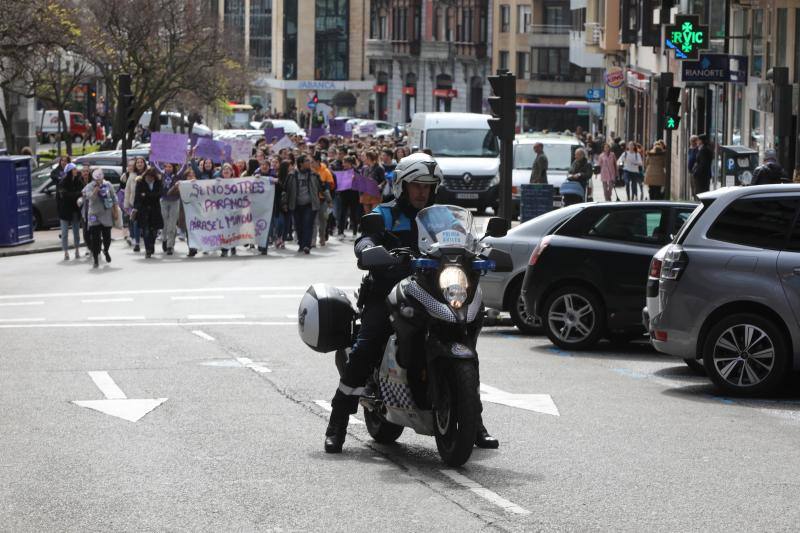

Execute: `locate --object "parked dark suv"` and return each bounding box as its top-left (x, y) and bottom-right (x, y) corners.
top-left (651, 185), bottom-right (800, 395)
top-left (522, 202), bottom-right (696, 350)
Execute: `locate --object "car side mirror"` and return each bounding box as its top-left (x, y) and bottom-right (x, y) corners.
top-left (360, 212), bottom-right (385, 236)
top-left (486, 248), bottom-right (513, 273)
top-left (484, 217), bottom-right (510, 238)
top-left (360, 246), bottom-right (399, 269)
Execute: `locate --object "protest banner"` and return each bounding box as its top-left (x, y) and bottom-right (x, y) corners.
top-left (330, 119), bottom-right (352, 138)
top-left (150, 132), bottom-right (188, 163)
top-left (195, 137), bottom-right (226, 163)
top-left (264, 127), bottom-right (285, 141)
top-left (307, 127), bottom-right (326, 143)
top-left (179, 177), bottom-right (275, 251)
top-left (229, 138), bottom-right (254, 162)
top-left (359, 123), bottom-right (377, 135)
top-left (270, 135), bottom-right (296, 153)
top-left (353, 170), bottom-right (381, 197)
top-left (333, 169), bottom-right (354, 191)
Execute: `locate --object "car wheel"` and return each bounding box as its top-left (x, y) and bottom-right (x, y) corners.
top-left (702, 313), bottom-right (789, 396)
top-left (543, 285), bottom-right (604, 350)
top-left (33, 210), bottom-right (42, 231)
top-left (508, 278), bottom-right (540, 335)
top-left (683, 358), bottom-right (706, 375)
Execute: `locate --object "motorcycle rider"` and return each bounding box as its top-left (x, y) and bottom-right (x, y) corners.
top-left (324, 153), bottom-right (500, 453)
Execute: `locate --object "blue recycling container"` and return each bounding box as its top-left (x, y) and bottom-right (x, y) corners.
top-left (0, 156), bottom-right (34, 246)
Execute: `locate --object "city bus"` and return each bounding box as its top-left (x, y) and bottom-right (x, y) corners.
top-left (516, 102), bottom-right (594, 134)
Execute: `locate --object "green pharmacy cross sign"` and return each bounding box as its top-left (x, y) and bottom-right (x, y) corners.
top-left (664, 15), bottom-right (709, 61)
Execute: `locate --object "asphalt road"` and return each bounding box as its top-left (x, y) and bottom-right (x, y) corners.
top-left (2, 235), bottom-right (800, 532)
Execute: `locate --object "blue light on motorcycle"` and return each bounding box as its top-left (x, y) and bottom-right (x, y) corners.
top-left (411, 258), bottom-right (440, 270)
top-left (471, 260), bottom-right (496, 271)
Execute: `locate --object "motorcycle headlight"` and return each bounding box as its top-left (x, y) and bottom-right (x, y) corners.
top-left (439, 266), bottom-right (469, 309)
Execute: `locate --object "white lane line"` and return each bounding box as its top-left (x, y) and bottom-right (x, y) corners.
top-left (313, 400), bottom-right (365, 425)
top-left (87, 316), bottom-right (145, 321)
top-left (440, 470), bottom-right (531, 516)
top-left (87, 371), bottom-right (127, 400)
top-left (187, 314), bottom-right (245, 320)
top-left (0, 321), bottom-right (295, 329)
top-left (171, 295), bottom-right (225, 301)
top-left (81, 298), bottom-right (134, 304)
top-left (0, 301), bottom-right (44, 307)
top-left (286, 314), bottom-right (298, 319)
top-left (191, 330), bottom-right (216, 341)
top-left (0, 286), bottom-right (358, 301)
top-left (260, 294), bottom-right (304, 299)
top-left (236, 357), bottom-right (272, 373)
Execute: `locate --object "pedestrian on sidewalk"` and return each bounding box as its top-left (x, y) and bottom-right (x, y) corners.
top-left (619, 142), bottom-right (643, 200)
top-left (597, 143), bottom-right (618, 201)
top-left (644, 141), bottom-right (667, 200)
top-left (563, 148), bottom-right (592, 206)
top-left (57, 162), bottom-right (83, 260)
top-left (750, 149), bottom-right (789, 185)
top-left (83, 168), bottom-right (118, 268)
top-left (133, 167), bottom-right (164, 259)
top-left (691, 134), bottom-right (713, 197)
top-left (123, 157), bottom-right (148, 251)
top-left (49, 155), bottom-right (71, 186)
top-left (529, 142), bottom-right (548, 184)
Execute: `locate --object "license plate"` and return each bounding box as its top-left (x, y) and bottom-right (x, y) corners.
top-left (456, 193), bottom-right (479, 200)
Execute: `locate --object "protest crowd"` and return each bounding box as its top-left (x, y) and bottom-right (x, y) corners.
top-left (52, 126), bottom-right (423, 266)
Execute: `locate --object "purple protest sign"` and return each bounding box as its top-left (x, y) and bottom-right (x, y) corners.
top-left (195, 137), bottom-right (226, 163)
top-left (329, 119), bottom-right (352, 138)
top-left (307, 127), bottom-right (326, 143)
top-left (333, 169), bottom-right (354, 191)
top-left (264, 127), bottom-right (285, 142)
top-left (353, 170), bottom-right (381, 197)
top-left (223, 144), bottom-right (232, 163)
top-left (189, 133), bottom-right (200, 148)
top-left (150, 132), bottom-right (189, 163)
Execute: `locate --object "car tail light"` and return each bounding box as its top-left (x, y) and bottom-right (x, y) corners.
top-left (661, 245), bottom-right (688, 281)
top-left (529, 235), bottom-right (552, 266)
top-left (653, 330), bottom-right (668, 342)
top-left (511, 185), bottom-right (519, 195)
top-left (649, 257), bottom-right (663, 279)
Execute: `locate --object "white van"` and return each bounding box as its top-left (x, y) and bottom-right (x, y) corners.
top-left (408, 113), bottom-right (499, 211)
top-left (512, 133), bottom-right (583, 212)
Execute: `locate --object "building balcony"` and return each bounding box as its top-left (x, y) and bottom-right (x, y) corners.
top-left (569, 30), bottom-right (604, 69)
top-left (392, 39), bottom-right (420, 56)
top-left (365, 39), bottom-right (394, 59)
top-left (516, 76), bottom-right (593, 98)
top-left (584, 23), bottom-right (602, 47)
top-left (528, 25), bottom-right (570, 48)
top-left (420, 41), bottom-right (452, 60)
top-left (454, 42), bottom-right (487, 60)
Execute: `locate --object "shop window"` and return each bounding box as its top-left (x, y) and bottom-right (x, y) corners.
top-left (500, 5), bottom-right (510, 33)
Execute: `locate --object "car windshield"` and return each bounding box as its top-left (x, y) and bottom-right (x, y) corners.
top-left (426, 129), bottom-right (499, 158)
top-left (417, 205), bottom-right (479, 254)
top-left (514, 143), bottom-right (574, 170)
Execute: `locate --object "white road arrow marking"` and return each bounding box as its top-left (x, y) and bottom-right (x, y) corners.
top-left (480, 384), bottom-right (559, 417)
top-left (72, 371), bottom-right (167, 423)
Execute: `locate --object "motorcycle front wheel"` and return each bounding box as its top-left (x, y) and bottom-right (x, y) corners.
top-left (363, 407), bottom-right (404, 444)
top-left (434, 360), bottom-right (480, 467)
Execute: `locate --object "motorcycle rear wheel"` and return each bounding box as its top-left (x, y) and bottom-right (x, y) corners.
top-left (363, 407), bottom-right (404, 444)
top-left (434, 360), bottom-right (480, 467)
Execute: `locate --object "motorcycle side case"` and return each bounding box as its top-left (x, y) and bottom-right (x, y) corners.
top-left (379, 335), bottom-right (435, 435)
top-left (298, 284), bottom-right (356, 353)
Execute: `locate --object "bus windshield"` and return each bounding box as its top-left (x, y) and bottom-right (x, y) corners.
top-left (426, 129), bottom-right (499, 158)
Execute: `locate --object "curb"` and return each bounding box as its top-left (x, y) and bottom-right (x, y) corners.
top-left (0, 243), bottom-right (88, 258)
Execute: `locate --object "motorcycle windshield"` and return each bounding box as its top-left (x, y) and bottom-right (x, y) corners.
top-left (417, 205), bottom-right (479, 255)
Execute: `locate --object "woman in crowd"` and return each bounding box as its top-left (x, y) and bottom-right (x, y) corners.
top-left (337, 155), bottom-right (360, 238)
top-left (193, 158), bottom-right (216, 180)
top-left (563, 148), bottom-right (593, 206)
top-left (123, 156), bottom-right (148, 251)
top-left (82, 168), bottom-right (118, 268)
top-left (619, 141), bottom-right (643, 201)
top-left (215, 163), bottom-right (238, 257)
top-left (286, 154), bottom-right (323, 255)
top-left (182, 168), bottom-right (199, 258)
top-left (644, 141), bottom-right (667, 200)
top-left (57, 162), bottom-right (84, 260)
top-left (158, 161), bottom-right (186, 255)
top-left (133, 167), bottom-right (164, 259)
top-left (597, 143), bottom-right (618, 202)
top-left (359, 150), bottom-right (384, 214)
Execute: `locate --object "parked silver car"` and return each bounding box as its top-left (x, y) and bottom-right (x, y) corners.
top-left (482, 204), bottom-right (588, 333)
top-left (650, 185), bottom-right (800, 395)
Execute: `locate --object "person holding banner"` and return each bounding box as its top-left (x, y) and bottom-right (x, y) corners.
top-left (132, 168), bottom-right (164, 259)
top-left (157, 162), bottom-right (186, 256)
top-left (214, 163), bottom-right (239, 257)
top-left (182, 168), bottom-right (199, 258)
top-left (285, 155), bottom-right (323, 254)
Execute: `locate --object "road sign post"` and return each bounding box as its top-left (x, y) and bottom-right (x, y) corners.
top-left (488, 71), bottom-right (516, 221)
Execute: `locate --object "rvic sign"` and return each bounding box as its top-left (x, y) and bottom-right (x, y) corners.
top-left (664, 15), bottom-right (709, 61)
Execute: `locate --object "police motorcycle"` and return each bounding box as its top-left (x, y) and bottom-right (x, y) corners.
top-left (299, 205), bottom-right (512, 466)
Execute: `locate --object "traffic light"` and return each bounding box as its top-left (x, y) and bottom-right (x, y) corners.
top-left (664, 87), bottom-right (681, 130)
top-left (117, 74), bottom-right (136, 134)
top-left (488, 71), bottom-right (516, 141)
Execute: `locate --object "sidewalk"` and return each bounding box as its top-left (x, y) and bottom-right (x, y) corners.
top-left (0, 228), bottom-right (125, 258)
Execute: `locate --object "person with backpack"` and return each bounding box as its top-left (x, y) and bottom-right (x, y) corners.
top-left (750, 149), bottom-right (788, 185)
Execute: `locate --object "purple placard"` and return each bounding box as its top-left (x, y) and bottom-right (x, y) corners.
top-left (223, 144), bottom-right (232, 163)
top-left (329, 119), bottom-right (353, 138)
top-left (264, 127), bottom-right (285, 142)
top-left (150, 132), bottom-right (189, 163)
top-left (189, 133), bottom-right (200, 148)
top-left (353, 170), bottom-right (381, 197)
top-left (333, 169), bottom-right (354, 191)
top-left (195, 137), bottom-right (226, 163)
top-left (307, 127), bottom-right (326, 143)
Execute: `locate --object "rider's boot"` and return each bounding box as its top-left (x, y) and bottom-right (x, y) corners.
top-left (475, 415), bottom-right (500, 449)
top-left (324, 391), bottom-right (358, 453)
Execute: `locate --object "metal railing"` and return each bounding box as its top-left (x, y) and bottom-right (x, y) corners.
top-left (584, 22), bottom-right (603, 45)
top-left (527, 24), bottom-right (570, 35)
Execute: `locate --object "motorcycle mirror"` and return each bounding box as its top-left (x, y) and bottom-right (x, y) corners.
top-left (484, 217), bottom-right (510, 239)
top-left (486, 248), bottom-right (513, 273)
top-left (360, 246), bottom-right (399, 269)
top-left (360, 212), bottom-right (385, 236)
